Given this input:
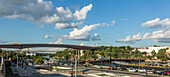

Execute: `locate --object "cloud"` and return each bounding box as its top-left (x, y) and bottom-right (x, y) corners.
top-left (116, 29), bottom-right (170, 44)
top-left (45, 20), bottom-right (115, 41)
top-left (91, 33), bottom-right (101, 41)
top-left (0, 40), bottom-right (8, 43)
top-left (151, 29), bottom-right (170, 43)
top-left (54, 39), bottom-right (63, 44)
top-left (117, 18), bottom-right (170, 44)
top-left (0, 0), bottom-right (92, 29)
top-left (80, 42), bottom-right (85, 46)
top-left (44, 34), bottom-right (57, 39)
top-left (48, 39), bottom-right (63, 51)
top-left (55, 21), bottom-right (85, 29)
top-left (111, 20), bottom-right (116, 26)
top-left (120, 18), bottom-right (128, 20)
top-left (116, 35), bottom-right (139, 44)
top-left (59, 23), bottom-right (107, 41)
top-left (73, 4), bottom-right (93, 21)
top-left (91, 42), bottom-right (98, 47)
top-left (141, 18), bottom-right (170, 29)
top-left (116, 33), bottom-right (152, 44)
top-left (49, 39), bottom-right (63, 44)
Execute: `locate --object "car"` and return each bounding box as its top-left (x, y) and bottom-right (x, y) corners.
top-left (165, 71), bottom-right (170, 75)
top-left (82, 65), bottom-right (87, 67)
top-left (120, 67), bottom-right (127, 71)
top-left (96, 66), bottom-right (102, 69)
top-left (128, 69), bottom-right (136, 72)
top-left (157, 71), bottom-right (165, 75)
top-left (138, 69), bottom-right (146, 73)
top-left (147, 70), bottom-right (157, 74)
top-left (107, 67), bottom-right (117, 70)
top-left (59, 63), bottom-right (63, 65)
top-left (70, 64), bottom-right (73, 66)
top-left (64, 63), bottom-right (68, 66)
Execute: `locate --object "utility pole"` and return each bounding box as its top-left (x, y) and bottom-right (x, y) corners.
top-left (118, 53), bottom-right (120, 69)
top-left (75, 50), bottom-right (78, 77)
top-left (7, 51), bottom-right (8, 60)
top-left (1, 51), bottom-right (4, 68)
top-left (109, 53), bottom-right (111, 67)
top-left (78, 50), bottom-right (79, 72)
top-left (139, 52), bottom-right (140, 69)
top-left (17, 51), bottom-right (19, 68)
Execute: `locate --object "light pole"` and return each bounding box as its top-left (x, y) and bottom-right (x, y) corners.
top-left (75, 50), bottom-right (78, 77)
top-left (1, 51), bottom-right (4, 68)
top-left (6, 51), bottom-right (8, 60)
top-left (17, 51), bottom-right (18, 68)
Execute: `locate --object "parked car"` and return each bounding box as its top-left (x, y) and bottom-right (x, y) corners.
top-left (59, 63), bottom-right (63, 65)
top-left (120, 67), bottom-right (127, 71)
top-left (96, 66), bottom-right (102, 69)
top-left (82, 65), bottom-right (87, 67)
top-left (157, 71), bottom-right (165, 75)
top-left (128, 69), bottom-right (136, 72)
top-left (138, 69), bottom-right (146, 73)
top-left (107, 67), bottom-right (117, 70)
top-left (64, 63), bottom-right (68, 66)
top-left (165, 71), bottom-right (170, 75)
top-left (147, 70), bottom-right (157, 74)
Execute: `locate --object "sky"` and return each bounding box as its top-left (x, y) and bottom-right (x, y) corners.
top-left (0, 0), bottom-right (170, 48)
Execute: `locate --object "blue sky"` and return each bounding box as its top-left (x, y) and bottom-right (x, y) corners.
top-left (0, 0), bottom-right (170, 47)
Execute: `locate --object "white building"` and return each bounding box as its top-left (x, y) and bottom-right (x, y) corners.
top-left (26, 52), bottom-right (36, 56)
top-left (138, 46), bottom-right (169, 56)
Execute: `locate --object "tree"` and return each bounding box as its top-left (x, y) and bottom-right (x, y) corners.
top-left (140, 51), bottom-right (147, 59)
top-left (157, 49), bottom-right (168, 62)
top-left (44, 58), bottom-right (49, 61)
top-left (151, 51), bottom-right (156, 58)
top-left (35, 57), bottom-right (44, 64)
top-left (0, 49), bottom-right (2, 53)
top-left (153, 45), bottom-right (158, 47)
top-left (126, 46), bottom-right (131, 50)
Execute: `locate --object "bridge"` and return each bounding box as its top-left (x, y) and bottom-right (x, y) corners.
top-left (0, 44), bottom-right (105, 50)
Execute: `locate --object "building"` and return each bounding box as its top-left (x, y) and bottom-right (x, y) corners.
top-left (26, 52), bottom-right (36, 56)
top-left (138, 46), bottom-right (169, 56)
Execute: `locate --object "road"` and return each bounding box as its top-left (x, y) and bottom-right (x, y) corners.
top-left (85, 67), bottom-right (168, 77)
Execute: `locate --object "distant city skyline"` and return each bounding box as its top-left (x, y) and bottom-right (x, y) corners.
top-left (0, 0), bottom-right (170, 47)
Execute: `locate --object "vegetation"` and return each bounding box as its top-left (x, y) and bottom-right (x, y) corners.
top-left (0, 45), bottom-right (169, 64)
top-left (157, 49), bottom-right (168, 62)
top-left (49, 46), bottom-right (170, 62)
top-left (35, 57), bottom-right (44, 64)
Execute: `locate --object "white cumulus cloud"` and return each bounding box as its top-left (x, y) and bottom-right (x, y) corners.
top-left (73, 4), bottom-right (93, 21)
top-left (54, 39), bottom-right (63, 44)
top-left (49, 39), bottom-right (63, 44)
top-left (55, 21), bottom-right (85, 29)
top-left (116, 29), bottom-right (170, 44)
top-left (59, 23), bottom-right (106, 41)
top-left (80, 42), bottom-right (85, 46)
top-left (117, 18), bottom-right (170, 44)
top-left (91, 33), bottom-right (101, 41)
top-left (141, 18), bottom-right (170, 29)
top-left (0, 0), bottom-right (92, 29)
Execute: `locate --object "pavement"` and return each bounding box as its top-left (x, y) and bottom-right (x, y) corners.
top-left (0, 66), bottom-right (3, 77)
top-left (9, 65), bottom-right (170, 77)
